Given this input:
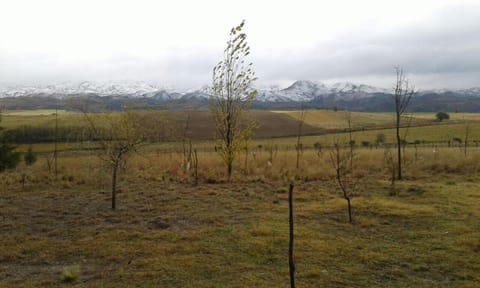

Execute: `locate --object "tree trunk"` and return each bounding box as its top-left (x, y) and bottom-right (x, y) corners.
top-left (54, 107), bottom-right (58, 179)
top-left (193, 149), bottom-right (198, 186)
top-left (396, 114), bottom-right (402, 180)
top-left (227, 161), bottom-right (233, 180)
top-left (111, 161), bottom-right (119, 210)
top-left (464, 123), bottom-right (469, 158)
top-left (288, 183), bottom-right (295, 288)
top-left (296, 146), bottom-right (300, 170)
top-left (244, 144), bottom-right (248, 175)
top-left (346, 196), bottom-right (352, 223)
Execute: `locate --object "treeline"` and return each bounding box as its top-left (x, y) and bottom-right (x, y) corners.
top-left (3, 125), bottom-right (174, 144)
top-left (2, 126), bottom-right (95, 144)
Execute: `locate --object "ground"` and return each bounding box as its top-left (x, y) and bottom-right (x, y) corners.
top-left (1, 110), bottom-right (480, 287)
top-left (1, 170), bottom-right (479, 287)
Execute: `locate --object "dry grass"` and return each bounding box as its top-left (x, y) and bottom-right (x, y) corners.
top-left (1, 110), bottom-right (480, 287)
top-left (413, 112), bottom-right (480, 121)
top-left (1, 110), bottom-right (82, 129)
top-left (273, 110), bottom-right (444, 130)
top-left (1, 110), bottom-right (325, 139)
top-left (274, 110), bottom-right (396, 130)
top-left (7, 109), bottom-right (474, 142)
top-left (1, 143), bottom-right (480, 287)
top-left (3, 109), bottom-right (72, 116)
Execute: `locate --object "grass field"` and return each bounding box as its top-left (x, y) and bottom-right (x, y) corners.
top-left (4, 109), bottom-right (479, 139)
top-left (3, 109), bottom-right (72, 116)
top-left (1, 110), bottom-right (83, 130)
top-left (261, 122), bottom-right (480, 149)
top-left (274, 110), bottom-right (400, 130)
top-left (1, 109), bottom-right (480, 287)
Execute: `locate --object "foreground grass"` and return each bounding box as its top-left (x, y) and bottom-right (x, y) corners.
top-left (1, 147), bottom-right (479, 287)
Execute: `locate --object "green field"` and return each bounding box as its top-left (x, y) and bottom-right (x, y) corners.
top-left (1, 109), bottom-right (480, 287)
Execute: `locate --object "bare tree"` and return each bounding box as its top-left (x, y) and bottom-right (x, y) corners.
top-left (182, 113), bottom-right (192, 173)
top-left (330, 141), bottom-right (357, 223)
top-left (401, 114), bottom-right (414, 168)
top-left (384, 147), bottom-right (397, 195)
top-left (464, 118), bottom-right (471, 158)
top-left (180, 115), bottom-right (200, 185)
top-left (267, 140), bottom-right (278, 166)
top-left (192, 148), bottom-right (199, 186)
top-left (54, 106), bottom-right (59, 179)
top-left (44, 153), bottom-right (54, 174)
top-left (393, 67), bottom-right (415, 180)
top-left (295, 107), bottom-right (307, 170)
top-left (210, 20), bottom-right (257, 179)
top-left (345, 111), bottom-right (354, 169)
top-left (243, 138), bottom-right (249, 174)
top-left (82, 110), bottom-right (145, 210)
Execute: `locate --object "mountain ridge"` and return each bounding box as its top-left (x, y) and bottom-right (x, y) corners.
top-left (1, 80), bottom-right (480, 112)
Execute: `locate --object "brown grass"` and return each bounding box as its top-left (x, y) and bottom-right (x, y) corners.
top-left (2, 110), bottom-right (480, 287)
top-left (1, 143), bottom-right (480, 287)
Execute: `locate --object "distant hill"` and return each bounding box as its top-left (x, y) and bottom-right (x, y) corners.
top-left (1, 80), bottom-right (480, 112)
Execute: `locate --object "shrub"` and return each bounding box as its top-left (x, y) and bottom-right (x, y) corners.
top-left (313, 142), bottom-right (322, 151)
top-left (24, 147), bottom-right (37, 166)
top-left (436, 112), bottom-right (450, 122)
top-left (376, 133), bottom-right (386, 145)
top-left (0, 143), bottom-right (21, 172)
top-left (61, 265), bottom-right (80, 282)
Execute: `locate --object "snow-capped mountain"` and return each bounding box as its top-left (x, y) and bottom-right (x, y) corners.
top-left (0, 81), bottom-right (169, 98)
top-left (255, 80), bottom-right (389, 102)
top-left (0, 80), bottom-right (391, 101)
top-left (2, 80), bottom-right (480, 110)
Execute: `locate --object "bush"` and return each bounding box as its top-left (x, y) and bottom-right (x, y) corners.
top-left (61, 265), bottom-right (80, 282)
top-left (361, 141), bottom-right (370, 147)
top-left (376, 133), bottom-right (386, 145)
top-left (0, 142), bottom-right (21, 172)
top-left (436, 112), bottom-right (450, 122)
top-left (313, 142), bottom-right (322, 151)
top-left (24, 147), bottom-right (37, 166)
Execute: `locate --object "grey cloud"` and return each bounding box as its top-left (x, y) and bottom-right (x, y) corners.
top-left (253, 3), bottom-right (480, 89)
top-left (1, 3), bottom-right (480, 90)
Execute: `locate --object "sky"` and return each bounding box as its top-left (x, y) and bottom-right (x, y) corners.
top-left (0, 0), bottom-right (479, 90)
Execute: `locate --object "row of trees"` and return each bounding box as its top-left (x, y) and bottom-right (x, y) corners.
top-left (0, 110), bottom-right (37, 172)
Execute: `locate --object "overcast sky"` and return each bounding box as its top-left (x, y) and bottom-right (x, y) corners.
top-left (0, 0), bottom-right (479, 90)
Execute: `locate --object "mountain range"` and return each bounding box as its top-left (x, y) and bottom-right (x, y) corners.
top-left (1, 80), bottom-right (480, 112)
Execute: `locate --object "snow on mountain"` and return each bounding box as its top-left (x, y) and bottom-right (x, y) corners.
top-left (0, 81), bottom-right (169, 98)
top-left (254, 80), bottom-right (389, 102)
top-left (330, 82), bottom-right (388, 94)
top-left (411, 87), bottom-right (480, 96)
top-left (282, 80), bottom-right (331, 100)
top-left (457, 87), bottom-right (480, 96)
top-left (2, 80), bottom-right (480, 103)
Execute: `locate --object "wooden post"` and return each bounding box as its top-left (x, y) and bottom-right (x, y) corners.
top-left (288, 183), bottom-right (295, 288)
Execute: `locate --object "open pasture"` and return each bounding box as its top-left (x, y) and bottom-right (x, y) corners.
top-left (1, 109), bottom-right (480, 287)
